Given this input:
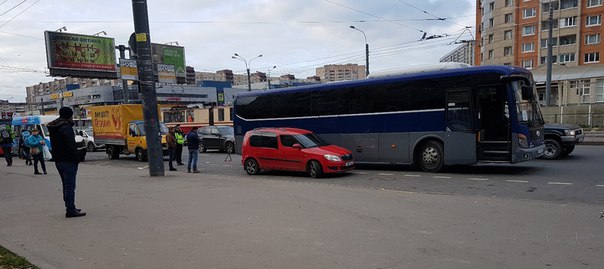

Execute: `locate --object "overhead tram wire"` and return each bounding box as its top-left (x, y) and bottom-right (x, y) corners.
top-left (324, 0), bottom-right (426, 34)
top-left (0, 0), bottom-right (39, 29)
top-left (396, 0), bottom-right (469, 28)
top-left (0, 0), bottom-right (28, 17)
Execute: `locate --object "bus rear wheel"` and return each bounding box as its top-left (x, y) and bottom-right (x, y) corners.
top-left (417, 140), bottom-right (444, 172)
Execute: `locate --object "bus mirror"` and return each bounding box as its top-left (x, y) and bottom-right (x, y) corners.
top-left (521, 85), bottom-right (534, 100)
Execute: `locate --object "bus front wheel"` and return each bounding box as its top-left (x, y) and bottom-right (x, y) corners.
top-left (417, 140), bottom-right (444, 173)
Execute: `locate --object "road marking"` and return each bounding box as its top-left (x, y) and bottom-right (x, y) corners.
top-left (95, 162), bottom-right (110, 166)
top-left (353, 172), bottom-right (368, 175)
top-left (137, 166), bottom-right (148, 170)
top-left (433, 176), bottom-right (451, 179)
top-left (468, 177), bottom-right (489, 181)
top-left (596, 185), bottom-right (604, 188)
top-left (506, 180), bottom-right (529, 183)
top-left (547, 182), bottom-right (573, 185)
top-left (404, 174), bottom-right (421, 177)
top-left (378, 173), bottom-right (394, 176)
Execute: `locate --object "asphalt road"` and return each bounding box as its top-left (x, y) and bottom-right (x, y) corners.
top-left (84, 145), bottom-right (604, 205)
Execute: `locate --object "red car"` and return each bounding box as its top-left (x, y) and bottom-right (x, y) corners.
top-left (241, 127), bottom-right (354, 178)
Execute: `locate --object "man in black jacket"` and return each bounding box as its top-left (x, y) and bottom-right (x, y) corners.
top-left (48, 107), bottom-right (86, 218)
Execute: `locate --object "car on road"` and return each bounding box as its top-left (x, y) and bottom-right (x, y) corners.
top-left (241, 127), bottom-right (354, 178)
top-left (197, 125), bottom-right (235, 153)
top-left (78, 128), bottom-right (103, 152)
top-left (542, 123), bottom-right (584, 159)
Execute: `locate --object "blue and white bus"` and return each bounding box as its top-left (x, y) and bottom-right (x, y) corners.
top-left (233, 64), bottom-right (545, 172)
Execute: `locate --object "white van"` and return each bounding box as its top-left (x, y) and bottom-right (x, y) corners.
top-left (11, 115), bottom-right (87, 161)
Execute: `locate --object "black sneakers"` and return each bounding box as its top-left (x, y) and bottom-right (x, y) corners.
top-left (66, 211), bottom-right (86, 218)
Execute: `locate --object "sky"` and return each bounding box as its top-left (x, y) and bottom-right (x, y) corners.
top-left (0, 0), bottom-right (476, 102)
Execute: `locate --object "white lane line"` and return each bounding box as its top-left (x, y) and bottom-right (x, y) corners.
top-left (596, 185), bottom-right (604, 188)
top-left (468, 177), bottom-right (489, 181)
top-left (433, 176), bottom-right (452, 179)
top-left (548, 182), bottom-right (573, 185)
top-left (137, 165), bottom-right (148, 170)
top-left (507, 180), bottom-right (529, 183)
top-left (404, 174), bottom-right (421, 177)
top-left (378, 173), bottom-right (394, 176)
top-left (353, 172), bottom-right (368, 175)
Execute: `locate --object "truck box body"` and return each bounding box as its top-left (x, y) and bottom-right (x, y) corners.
top-left (90, 104), bottom-right (143, 146)
top-left (90, 104), bottom-right (168, 161)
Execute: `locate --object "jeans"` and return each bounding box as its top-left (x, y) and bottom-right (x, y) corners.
top-left (187, 149), bottom-right (198, 172)
top-left (175, 144), bottom-right (183, 164)
top-left (55, 162), bottom-right (79, 213)
top-left (32, 152), bottom-right (46, 173)
top-left (2, 146), bottom-right (12, 166)
top-left (22, 146), bottom-right (31, 164)
top-left (168, 147), bottom-right (176, 169)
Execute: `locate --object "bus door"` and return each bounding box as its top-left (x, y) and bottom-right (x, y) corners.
top-left (477, 86), bottom-right (511, 162)
top-left (444, 90), bottom-right (477, 165)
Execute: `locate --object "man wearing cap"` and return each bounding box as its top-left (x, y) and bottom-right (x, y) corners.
top-left (48, 107), bottom-right (86, 218)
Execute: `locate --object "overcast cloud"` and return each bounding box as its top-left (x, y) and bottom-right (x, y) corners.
top-left (0, 0), bottom-right (475, 102)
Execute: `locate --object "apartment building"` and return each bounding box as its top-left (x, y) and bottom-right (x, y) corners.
top-left (440, 41), bottom-right (475, 65)
top-left (476, 0), bottom-right (604, 105)
top-left (316, 64), bottom-right (366, 82)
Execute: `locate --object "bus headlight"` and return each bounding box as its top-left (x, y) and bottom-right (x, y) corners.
top-left (518, 134), bottom-right (529, 148)
top-left (324, 154), bottom-right (342, 162)
top-left (564, 130), bottom-right (576, 136)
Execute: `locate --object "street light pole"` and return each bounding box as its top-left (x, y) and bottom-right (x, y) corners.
top-left (232, 53), bottom-right (263, 91)
top-left (267, 65), bottom-right (276, 90)
top-left (350, 25), bottom-right (369, 77)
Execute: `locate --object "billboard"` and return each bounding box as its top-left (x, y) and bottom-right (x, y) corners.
top-left (45, 31), bottom-right (117, 79)
top-left (151, 44), bottom-right (186, 83)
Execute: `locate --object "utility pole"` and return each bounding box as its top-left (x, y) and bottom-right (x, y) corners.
top-left (545, 4), bottom-right (554, 107)
top-left (365, 43), bottom-right (369, 77)
top-left (132, 0), bottom-right (164, 176)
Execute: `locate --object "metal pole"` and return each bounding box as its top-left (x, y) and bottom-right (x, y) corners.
top-left (132, 0), bottom-right (164, 176)
top-left (545, 4), bottom-right (554, 107)
top-left (365, 43), bottom-right (369, 77)
top-left (117, 45), bottom-right (130, 104)
top-left (246, 68), bottom-right (251, 91)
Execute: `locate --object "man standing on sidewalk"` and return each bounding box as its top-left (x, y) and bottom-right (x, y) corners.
top-left (174, 125), bottom-right (185, 166)
top-left (48, 107), bottom-right (86, 218)
top-left (166, 127), bottom-right (177, 171)
top-left (186, 126), bottom-right (200, 173)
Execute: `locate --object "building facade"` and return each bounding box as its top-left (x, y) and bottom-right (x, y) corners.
top-left (475, 0), bottom-right (604, 106)
top-left (440, 41), bottom-right (475, 65)
top-left (316, 64), bottom-right (366, 82)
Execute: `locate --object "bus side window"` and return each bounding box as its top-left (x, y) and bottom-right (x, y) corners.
top-left (447, 91), bottom-right (473, 131)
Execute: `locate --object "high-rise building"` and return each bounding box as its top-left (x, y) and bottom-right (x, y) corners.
top-left (440, 41), bottom-right (475, 65)
top-left (475, 0), bottom-right (604, 106)
top-left (316, 64), bottom-right (366, 82)
top-left (476, 0), bottom-right (603, 68)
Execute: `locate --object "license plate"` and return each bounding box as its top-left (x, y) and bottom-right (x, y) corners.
top-left (346, 161), bottom-right (354, 166)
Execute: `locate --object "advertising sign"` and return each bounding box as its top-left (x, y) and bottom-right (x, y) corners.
top-left (45, 31), bottom-right (117, 79)
top-left (151, 44), bottom-right (186, 83)
top-left (157, 64), bottom-right (176, 84)
top-left (120, 59), bottom-right (138, 80)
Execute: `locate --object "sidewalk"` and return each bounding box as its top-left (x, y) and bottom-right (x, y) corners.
top-left (1, 161), bottom-right (604, 269)
top-left (584, 130), bottom-right (604, 145)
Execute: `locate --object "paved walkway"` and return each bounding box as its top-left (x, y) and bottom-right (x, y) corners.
top-left (1, 160), bottom-right (603, 269)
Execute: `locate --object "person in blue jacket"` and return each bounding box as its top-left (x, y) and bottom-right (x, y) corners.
top-left (26, 128), bottom-right (47, 175)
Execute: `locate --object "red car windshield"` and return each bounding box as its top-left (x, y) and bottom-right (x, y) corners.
top-left (293, 133), bottom-right (329, 148)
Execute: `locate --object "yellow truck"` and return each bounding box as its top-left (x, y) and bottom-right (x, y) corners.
top-left (89, 104), bottom-right (168, 161)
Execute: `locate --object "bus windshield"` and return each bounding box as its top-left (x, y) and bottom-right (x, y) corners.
top-left (511, 80), bottom-right (542, 124)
